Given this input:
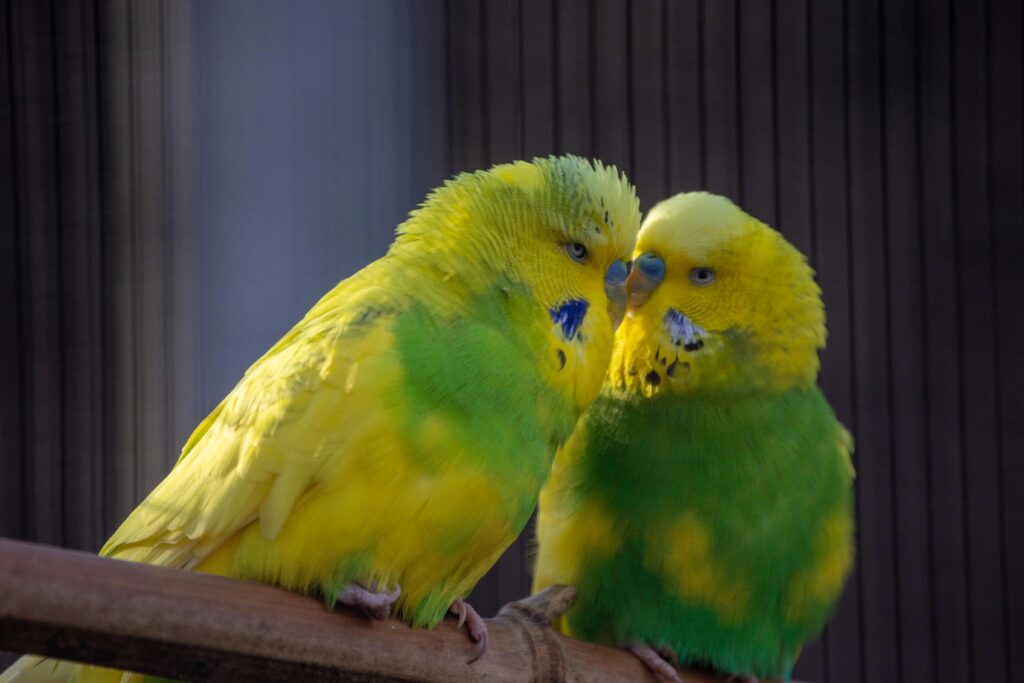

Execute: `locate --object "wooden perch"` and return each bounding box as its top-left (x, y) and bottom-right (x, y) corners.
top-left (0, 538), bottom-right (728, 682)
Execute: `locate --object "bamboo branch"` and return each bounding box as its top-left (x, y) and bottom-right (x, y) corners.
top-left (0, 538), bottom-right (727, 682)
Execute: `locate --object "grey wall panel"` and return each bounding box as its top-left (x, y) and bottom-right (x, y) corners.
top-left (990, 2), bottom-right (1024, 680)
top-left (882, 1), bottom-right (935, 680)
top-left (918, 1), bottom-right (972, 681)
top-left (0, 0), bottom-right (24, 542)
top-left (193, 0), bottom-right (449, 412)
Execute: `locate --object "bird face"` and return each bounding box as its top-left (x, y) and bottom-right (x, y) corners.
top-left (392, 156), bottom-right (640, 413)
top-left (483, 157), bottom-right (641, 412)
top-left (611, 192), bottom-right (825, 398)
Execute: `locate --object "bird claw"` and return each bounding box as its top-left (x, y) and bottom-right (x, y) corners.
top-left (501, 584), bottom-right (577, 625)
top-left (337, 582), bottom-right (401, 620)
top-left (629, 642), bottom-right (684, 683)
top-left (449, 598), bottom-right (489, 663)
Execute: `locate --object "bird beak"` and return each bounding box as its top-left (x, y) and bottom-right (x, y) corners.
top-left (627, 252), bottom-right (665, 309)
top-left (604, 259), bottom-right (629, 330)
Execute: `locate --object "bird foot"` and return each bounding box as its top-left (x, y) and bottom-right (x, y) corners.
top-left (629, 642), bottom-right (684, 683)
top-left (449, 598), bottom-right (489, 663)
top-left (500, 584), bottom-right (577, 625)
top-left (337, 582), bottom-right (401, 620)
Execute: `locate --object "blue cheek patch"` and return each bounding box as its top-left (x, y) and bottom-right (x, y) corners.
top-left (550, 299), bottom-right (589, 341)
top-left (665, 307), bottom-right (706, 350)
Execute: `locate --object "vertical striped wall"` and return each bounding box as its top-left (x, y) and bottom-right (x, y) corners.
top-left (1, 0), bottom-right (199, 548)
top-left (448, 1), bottom-right (1024, 682)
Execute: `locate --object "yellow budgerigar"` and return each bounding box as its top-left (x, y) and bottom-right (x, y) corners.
top-left (2, 156), bottom-right (640, 683)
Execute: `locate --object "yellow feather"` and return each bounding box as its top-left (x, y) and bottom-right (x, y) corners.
top-left (646, 513), bottom-right (751, 627)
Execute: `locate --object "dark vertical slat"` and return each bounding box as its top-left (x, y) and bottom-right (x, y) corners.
top-left (164, 0), bottom-right (201, 458)
top-left (845, 0), bottom-right (900, 680)
top-left (951, 0), bottom-right (1007, 679)
top-left (701, 0), bottom-right (739, 199)
top-left (98, 0), bottom-right (140, 525)
top-left (447, 0), bottom-right (485, 174)
top-left (591, 0), bottom-right (630, 175)
top-left (82, 0), bottom-right (105, 551)
top-left (774, 3), bottom-right (823, 679)
top-left (554, 0), bottom-right (592, 156)
top-left (0, 0), bottom-right (26, 541)
top-left (665, 0), bottom-right (702, 193)
top-left (629, 0), bottom-right (665, 211)
top-left (131, 0), bottom-right (169, 496)
top-left (881, 0), bottom-right (936, 680)
top-left (80, 0), bottom-right (106, 550)
top-left (737, 0), bottom-right (775, 222)
top-left (989, 0), bottom-right (1024, 677)
top-left (808, 1), bottom-right (863, 680)
top-left (919, 0), bottom-right (972, 679)
top-left (773, 0), bottom-right (813, 255)
top-left (54, 0), bottom-right (105, 551)
top-left (520, 0), bottom-right (555, 160)
top-left (10, 0), bottom-right (65, 546)
top-left (410, 0), bottom-right (451, 190)
top-left (484, 0), bottom-right (521, 166)
top-left (95, 0), bottom-right (116, 537)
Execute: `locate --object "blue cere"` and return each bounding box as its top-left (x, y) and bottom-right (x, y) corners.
top-left (634, 252), bottom-right (666, 282)
top-left (550, 299), bottom-right (589, 341)
top-left (605, 259), bottom-right (629, 286)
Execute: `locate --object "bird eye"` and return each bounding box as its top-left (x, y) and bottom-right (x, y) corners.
top-left (689, 267), bottom-right (716, 285)
top-left (564, 242), bottom-right (589, 264)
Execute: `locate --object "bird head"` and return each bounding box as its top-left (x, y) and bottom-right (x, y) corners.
top-left (610, 192), bottom-right (825, 398)
top-left (393, 155), bottom-right (640, 413)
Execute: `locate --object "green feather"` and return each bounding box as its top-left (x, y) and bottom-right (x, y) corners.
top-left (560, 386), bottom-right (853, 679)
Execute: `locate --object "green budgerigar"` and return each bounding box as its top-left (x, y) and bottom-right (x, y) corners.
top-left (533, 192), bottom-right (855, 682)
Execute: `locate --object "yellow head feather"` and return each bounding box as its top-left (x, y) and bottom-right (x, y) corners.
top-left (611, 191), bottom-right (825, 397)
top-left (392, 155), bottom-right (641, 410)
top-left (392, 155), bottom-right (639, 297)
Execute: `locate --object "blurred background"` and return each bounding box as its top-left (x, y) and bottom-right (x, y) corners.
top-left (1, 1), bottom-right (1022, 681)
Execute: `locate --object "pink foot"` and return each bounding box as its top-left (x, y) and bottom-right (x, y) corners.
top-left (629, 643), bottom-right (683, 683)
top-left (337, 583), bottom-right (401, 620)
top-left (450, 598), bottom-right (489, 662)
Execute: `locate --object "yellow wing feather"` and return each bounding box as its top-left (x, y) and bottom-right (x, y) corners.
top-left (101, 268), bottom-right (393, 571)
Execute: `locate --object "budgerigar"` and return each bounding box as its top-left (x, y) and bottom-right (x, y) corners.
top-left (2, 156), bottom-right (641, 683)
top-left (533, 192), bottom-right (854, 682)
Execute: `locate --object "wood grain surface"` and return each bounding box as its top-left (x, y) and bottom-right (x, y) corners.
top-left (0, 538), bottom-right (732, 683)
